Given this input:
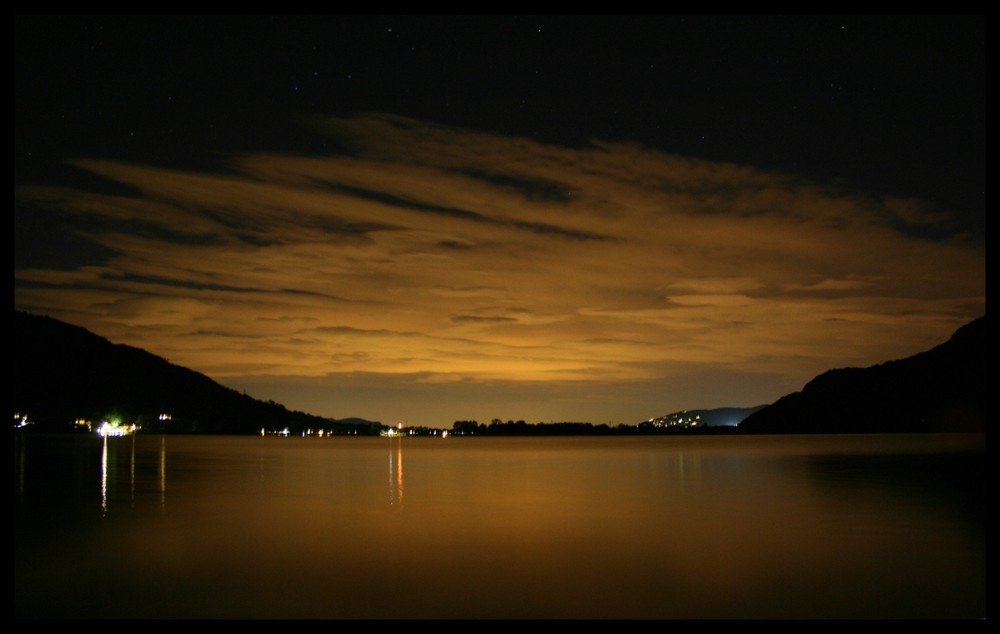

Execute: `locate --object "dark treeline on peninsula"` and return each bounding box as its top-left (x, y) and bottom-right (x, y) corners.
top-left (447, 419), bottom-right (740, 436)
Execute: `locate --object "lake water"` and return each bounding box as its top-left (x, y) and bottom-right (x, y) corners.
top-left (15, 432), bottom-right (985, 619)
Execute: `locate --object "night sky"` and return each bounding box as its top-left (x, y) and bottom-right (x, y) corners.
top-left (15, 15), bottom-right (985, 428)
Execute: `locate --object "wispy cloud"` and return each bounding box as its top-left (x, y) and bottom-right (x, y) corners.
top-left (14, 113), bottom-right (985, 424)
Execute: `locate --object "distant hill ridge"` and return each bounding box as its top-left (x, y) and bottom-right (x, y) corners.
top-left (738, 315), bottom-right (985, 433)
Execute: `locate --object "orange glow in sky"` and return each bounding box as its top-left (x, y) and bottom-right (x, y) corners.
top-left (14, 114), bottom-right (985, 427)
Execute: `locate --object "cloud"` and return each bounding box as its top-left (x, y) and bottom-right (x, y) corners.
top-left (14, 113), bottom-right (985, 424)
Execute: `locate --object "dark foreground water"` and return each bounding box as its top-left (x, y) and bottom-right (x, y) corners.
top-left (15, 432), bottom-right (985, 619)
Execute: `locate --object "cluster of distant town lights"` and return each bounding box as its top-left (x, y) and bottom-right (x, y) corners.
top-left (645, 412), bottom-right (702, 428)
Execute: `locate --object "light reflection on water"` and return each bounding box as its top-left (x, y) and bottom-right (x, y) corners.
top-left (389, 436), bottom-right (403, 510)
top-left (14, 433), bottom-right (984, 619)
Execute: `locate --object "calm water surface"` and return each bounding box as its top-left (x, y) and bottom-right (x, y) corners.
top-left (15, 433), bottom-right (985, 619)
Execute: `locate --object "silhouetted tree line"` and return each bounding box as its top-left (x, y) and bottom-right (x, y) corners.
top-left (449, 418), bottom-right (740, 436)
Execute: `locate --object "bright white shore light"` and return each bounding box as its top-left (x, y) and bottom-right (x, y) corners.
top-left (96, 421), bottom-right (138, 437)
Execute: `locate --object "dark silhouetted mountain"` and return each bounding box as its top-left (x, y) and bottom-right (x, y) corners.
top-left (738, 316), bottom-right (985, 434)
top-left (13, 310), bottom-right (384, 435)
